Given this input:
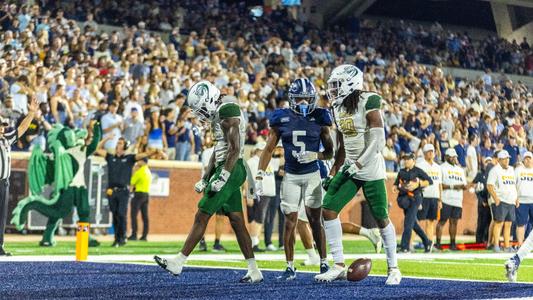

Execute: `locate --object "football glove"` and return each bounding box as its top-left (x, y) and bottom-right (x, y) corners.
top-left (211, 169), bottom-right (231, 192)
top-left (295, 151), bottom-right (318, 164)
top-left (343, 159), bottom-right (361, 177)
top-left (194, 179), bottom-right (208, 193)
top-left (322, 176), bottom-right (333, 191)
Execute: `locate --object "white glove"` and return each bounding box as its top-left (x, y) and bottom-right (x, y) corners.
top-left (295, 151), bottom-right (318, 164)
top-left (254, 170), bottom-right (265, 197)
top-left (343, 159), bottom-right (361, 177)
top-left (211, 169), bottom-right (231, 192)
top-left (194, 179), bottom-right (208, 193)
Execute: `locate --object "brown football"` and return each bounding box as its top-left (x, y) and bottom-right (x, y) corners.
top-left (347, 258), bottom-right (372, 282)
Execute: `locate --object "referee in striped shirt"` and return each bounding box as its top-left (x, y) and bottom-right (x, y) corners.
top-left (0, 96), bottom-right (38, 256)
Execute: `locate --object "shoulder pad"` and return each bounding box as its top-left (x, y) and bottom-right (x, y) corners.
top-left (269, 108), bottom-right (290, 127)
top-left (312, 108), bottom-right (333, 126)
top-left (364, 93), bottom-right (382, 111)
top-left (218, 102), bottom-right (240, 119)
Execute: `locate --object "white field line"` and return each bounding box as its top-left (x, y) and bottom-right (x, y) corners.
top-left (1, 252), bottom-right (532, 262)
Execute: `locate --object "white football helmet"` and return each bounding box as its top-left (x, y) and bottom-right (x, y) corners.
top-left (187, 80), bottom-right (221, 121)
top-left (326, 64), bottom-right (363, 105)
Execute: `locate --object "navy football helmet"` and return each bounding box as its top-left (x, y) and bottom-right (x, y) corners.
top-left (288, 78), bottom-right (318, 117)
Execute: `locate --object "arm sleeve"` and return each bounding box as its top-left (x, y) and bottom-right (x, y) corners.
top-left (268, 109), bottom-right (284, 128)
top-left (86, 123), bottom-right (102, 156)
top-left (357, 127), bottom-right (386, 167)
top-left (418, 168), bottom-right (433, 185)
top-left (487, 168), bottom-right (497, 186)
top-left (5, 130), bottom-right (18, 145)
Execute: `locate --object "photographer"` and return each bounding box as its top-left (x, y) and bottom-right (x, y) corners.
top-left (394, 153), bottom-right (433, 253)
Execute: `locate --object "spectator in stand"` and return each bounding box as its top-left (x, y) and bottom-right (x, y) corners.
top-left (101, 101), bottom-right (123, 153)
top-left (175, 107), bottom-right (193, 161)
top-left (454, 134), bottom-right (468, 168)
top-left (162, 108), bottom-right (178, 160)
top-left (504, 135), bottom-right (520, 166)
top-left (123, 107), bottom-right (144, 148)
top-left (466, 135), bottom-right (479, 182)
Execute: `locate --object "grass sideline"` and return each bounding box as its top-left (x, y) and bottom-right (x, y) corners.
top-left (4, 240), bottom-right (532, 283)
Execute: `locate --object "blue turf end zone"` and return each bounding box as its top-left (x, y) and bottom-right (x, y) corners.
top-left (0, 262), bottom-right (532, 299)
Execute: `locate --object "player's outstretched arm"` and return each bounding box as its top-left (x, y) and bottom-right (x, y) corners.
top-left (318, 126), bottom-right (334, 161)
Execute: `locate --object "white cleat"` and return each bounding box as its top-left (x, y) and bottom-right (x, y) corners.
top-left (154, 255), bottom-right (184, 276)
top-left (369, 228), bottom-right (383, 254)
top-left (240, 269), bottom-right (264, 283)
top-left (505, 256), bottom-right (519, 283)
top-left (314, 264), bottom-right (346, 282)
top-left (385, 267), bottom-right (402, 285)
top-left (302, 255), bottom-right (320, 266)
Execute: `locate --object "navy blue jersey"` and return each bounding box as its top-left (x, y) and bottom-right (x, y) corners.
top-left (269, 108), bottom-right (333, 175)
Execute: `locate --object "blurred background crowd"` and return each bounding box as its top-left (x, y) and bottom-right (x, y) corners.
top-left (0, 0), bottom-right (531, 172)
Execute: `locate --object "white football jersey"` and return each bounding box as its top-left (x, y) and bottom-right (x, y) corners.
top-left (333, 91), bottom-right (386, 181)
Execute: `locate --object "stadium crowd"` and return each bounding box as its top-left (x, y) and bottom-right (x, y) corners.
top-left (0, 1), bottom-right (532, 248)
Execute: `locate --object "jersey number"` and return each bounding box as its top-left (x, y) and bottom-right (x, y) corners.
top-left (292, 130), bottom-right (306, 157)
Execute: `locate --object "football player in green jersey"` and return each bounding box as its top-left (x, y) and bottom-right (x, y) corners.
top-left (154, 80), bottom-right (262, 283)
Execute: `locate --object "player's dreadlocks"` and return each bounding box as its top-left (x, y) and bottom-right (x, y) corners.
top-left (342, 90), bottom-right (367, 114)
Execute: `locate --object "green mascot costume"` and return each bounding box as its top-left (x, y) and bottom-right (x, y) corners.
top-left (11, 122), bottom-right (101, 246)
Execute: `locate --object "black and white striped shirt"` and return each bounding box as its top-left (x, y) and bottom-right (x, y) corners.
top-left (0, 130), bottom-right (18, 180)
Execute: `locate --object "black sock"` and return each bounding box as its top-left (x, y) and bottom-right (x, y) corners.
top-left (214, 239), bottom-right (220, 246)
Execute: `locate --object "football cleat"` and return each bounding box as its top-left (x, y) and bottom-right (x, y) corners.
top-left (314, 264), bottom-right (346, 282)
top-left (240, 269), bottom-right (264, 283)
top-left (505, 255), bottom-right (520, 283)
top-left (154, 255), bottom-right (183, 276)
top-left (368, 228), bottom-right (383, 253)
top-left (385, 267), bottom-right (402, 285)
top-left (266, 244), bottom-right (278, 251)
top-left (277, 267), bottom-right (297, 281)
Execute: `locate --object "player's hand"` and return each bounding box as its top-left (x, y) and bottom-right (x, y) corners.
top-left (295, 151), bottom-right (318, 164)
top-left (194, 179), bottom-right (208, 193)
top-left (211, 169), bottom-right (230, 192)
top-left (322, 175), bottom-right (333, 191)
top-left (343, 159), bottom-right (361, 177)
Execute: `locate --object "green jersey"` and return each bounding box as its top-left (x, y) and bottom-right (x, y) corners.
top-left (212, 98), bottom-right (246, 163)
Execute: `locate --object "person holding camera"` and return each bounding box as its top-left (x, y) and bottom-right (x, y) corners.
top-left (394, 152), bottom-right (433, 253)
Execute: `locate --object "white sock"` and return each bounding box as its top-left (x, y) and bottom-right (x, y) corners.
top-left (247, 258), bottom-right (259, 271)
top-left (306, 248), bottom-right (317, 259)
top-left (379, 222), bottom-right (398, 269)
top-left (176, 252), bottom-right (188, 263)
top-left (516, 231), bottom-right (533, 262)
top-left (287, 261), bottom-right (294, 270)
top-left (324, 218), bottom-right (344, 264)
top-left (320, 258), bottom-right (328, 265)
top-left (251, 236), bottom-right (259, 247)
top-left (359, 227), bottom-right (370, 239)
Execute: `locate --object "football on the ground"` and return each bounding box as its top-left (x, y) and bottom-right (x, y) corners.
top-left (347, 258), bottom-right (372, 282)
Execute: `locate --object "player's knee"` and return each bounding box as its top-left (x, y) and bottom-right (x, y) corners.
top-left (322, 208), bottom-right (338, 220)
top-left (376, 218), bottom-right (389, 229)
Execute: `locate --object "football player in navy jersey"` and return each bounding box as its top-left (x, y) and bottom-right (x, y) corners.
top-left (255, 78), bottom-right (334, 280)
